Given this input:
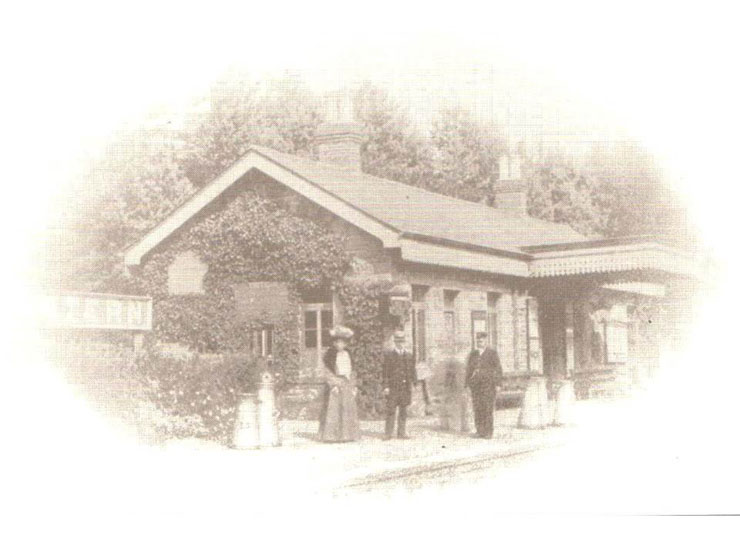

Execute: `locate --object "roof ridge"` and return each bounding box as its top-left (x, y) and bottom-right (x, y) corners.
top-left (249, 143), bottom-right (365, 174)
top-left (248, 143), bottom-right (587, 239)
top-left (125, 142), bottom-right (589, 266)
top-left (249, 143), bottom-right (551, 224)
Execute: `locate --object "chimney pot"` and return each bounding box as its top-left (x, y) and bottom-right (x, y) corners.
top-left (315, 90), bottom-right (364, 172)
top-left (493, 155), bottom-right (527, 216)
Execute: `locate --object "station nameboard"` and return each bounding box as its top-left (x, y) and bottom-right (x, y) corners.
top-left (39, 292), bottom-right (153, 331)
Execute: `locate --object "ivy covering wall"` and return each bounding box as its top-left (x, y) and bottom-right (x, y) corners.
top-left (130, 191), bottom-right (349, 376)
top-left (126, 190), bottom-right (399, 419)
top-left (337, 279), bottom-right (397, 417)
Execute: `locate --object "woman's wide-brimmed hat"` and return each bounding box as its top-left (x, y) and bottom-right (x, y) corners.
top-left (329, 325), bottom-right (354, 340)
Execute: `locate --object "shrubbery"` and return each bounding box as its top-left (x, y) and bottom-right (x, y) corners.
top-left (64, 191), bottom-right (410, 428)
top-left (134, 349), bottom-right (263, 443)
top-left (54, 335), bottom-right (264, 444)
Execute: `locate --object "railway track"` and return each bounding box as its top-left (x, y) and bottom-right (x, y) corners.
top-left (340, 445), bottom-right (557, 491)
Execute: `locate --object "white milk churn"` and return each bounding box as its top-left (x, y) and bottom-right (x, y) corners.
top-left (257, 370), bottom-right (281, 447)
top-left (517, 376), bottom-right (549, 429)
top-left (232, 393), bottom-right (259, 449)
top-left (552, 379), bottom-right (576, 426)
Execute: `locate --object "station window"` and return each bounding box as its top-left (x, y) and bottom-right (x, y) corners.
top-left (251, 326), bottom-right (274, 358)
top-left (412, 308), bottom-right (427, 362)
top-left (487, 292), bottom-right (499, 349)
top-left (411, 284), bottom-right (429, 362)
top-left (443, 289), bottom-right (459, 347)
top-left (303, 306), bottom-right (333, 349)
top-left (471, 310), bottom-right (487, 349)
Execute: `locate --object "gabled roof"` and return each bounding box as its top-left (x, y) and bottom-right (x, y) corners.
top-left (248, 145), bottom-right (587, 253)
top-left (123, 144), bottom-right (704, 282)
top-left (124, 144), bottom-right (587, 269)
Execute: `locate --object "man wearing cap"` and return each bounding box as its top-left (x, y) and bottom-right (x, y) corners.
top-left (382, 330), bottom-right (417, 440)
top-left (466, 332), bottom-right (503, 439)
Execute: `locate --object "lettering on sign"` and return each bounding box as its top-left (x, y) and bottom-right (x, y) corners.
top-left (40, 292), bottom-right (152, 331)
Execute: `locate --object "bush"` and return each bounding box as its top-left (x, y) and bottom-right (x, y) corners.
top-left (51, 336), bottom-right (208, 443)
top-left (134, 349), bottom-right (264, 444)
top-left (51, 335), bottom-right (264, 445)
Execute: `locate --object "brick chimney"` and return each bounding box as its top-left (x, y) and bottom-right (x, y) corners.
top-left (493, 154), bottom-right (528, 216)
top-left (315, 90), bottom-right (364, 172)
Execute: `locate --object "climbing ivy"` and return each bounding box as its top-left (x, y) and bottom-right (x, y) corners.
top-left (122, 190), bottom-right (406, 419)
top-left (129, 191), bottom-right (350, 382)
top-left (337, 278), bottom-right (396, 417)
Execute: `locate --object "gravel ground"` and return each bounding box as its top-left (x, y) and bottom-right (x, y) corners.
top-left (159, 403), bottom-right (583, 494)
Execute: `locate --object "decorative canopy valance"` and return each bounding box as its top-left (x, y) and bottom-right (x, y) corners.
top-left (524, 238), bottom-right (703, 281)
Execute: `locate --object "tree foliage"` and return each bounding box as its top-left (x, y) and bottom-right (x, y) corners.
top-left (525, 152), bottom-right (606, 236)
top-left (46, 133), bottom-right (194, 292)
top-left (47, 74), bottom-right (696, 426)
top-left (585, 140), bottom-right (691, 241)
top-left (180, 73), bottom-right (322, 187)
top-left (352, 81), bottom-right (431, 186)
top-left (52, 74), bottom-right (693, 293)
top-left (426, 106), bottom-right (507, 203)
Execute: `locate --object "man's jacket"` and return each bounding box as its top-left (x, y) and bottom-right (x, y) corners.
top-left (465, 348), bottom-right (503, 392)
top-left (382, 349), bottom-right (417, 406)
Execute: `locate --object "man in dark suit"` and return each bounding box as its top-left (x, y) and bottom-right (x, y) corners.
top-left (466, 332), bottom-right (503, 439)
top-left (383, 330), bottom-right (417, 440)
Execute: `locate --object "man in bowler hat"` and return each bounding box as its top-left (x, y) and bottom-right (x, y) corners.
top-left (383, 330), bottom-right (417, 440)
top-left (466, 332), bottom-right (503, 438)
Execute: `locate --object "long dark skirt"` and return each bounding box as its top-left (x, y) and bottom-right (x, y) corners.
top-left (318, 378), bottom-right (360, 442)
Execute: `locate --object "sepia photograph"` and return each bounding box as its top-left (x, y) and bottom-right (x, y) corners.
top-left (3, 1), bottom-right (739, 552)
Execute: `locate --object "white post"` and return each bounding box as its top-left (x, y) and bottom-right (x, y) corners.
top-left (257, 370), bottom-right (281, 447)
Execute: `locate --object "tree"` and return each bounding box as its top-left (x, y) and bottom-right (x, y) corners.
top-left (46, 131), bottom-right (194, 292)
top-left (49, 76), bottom-right (694, 294)
top-left (525, 150), bottom-right (607, 236)
top-left (426, 106), bottom-right (507, 203)
top-left (352, 82), bottom-right (431, 186)
top-left (179, 73), bottom-right (322, 187)
top-left (585, 140), bottom-right (696, 244)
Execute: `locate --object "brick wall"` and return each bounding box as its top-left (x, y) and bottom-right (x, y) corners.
top-left (392, 265), bottom-right (555, 385)
top-left (496, 292), bottom-right (516, 373)
top-left (158, 171), bottom-right (550, 400)
top-left (398, 267), bottom-right (522, 377)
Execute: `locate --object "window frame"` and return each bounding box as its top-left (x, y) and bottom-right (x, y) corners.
top-left (471, 310), bottom-right (488, 350)
top-left (443, 289), bottom-right (459, 349)
top-left (487, 292), bottom-right (500, 350)
top-left (251, 325), bottom-right (274, 358)
top-left (411, 284), bottom-right (429, 363)
top-left (605, 321), bottom-right (629, 364)
top-left (302, 303), bottom-right (334, 352)
top-left (526, 297), bottom-right (542, 373)
top-left (412, 307), bottom-right (427, 363)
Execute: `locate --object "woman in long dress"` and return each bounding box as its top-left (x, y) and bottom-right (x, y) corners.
top-left (318, 325), bottom-right (360, 442)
